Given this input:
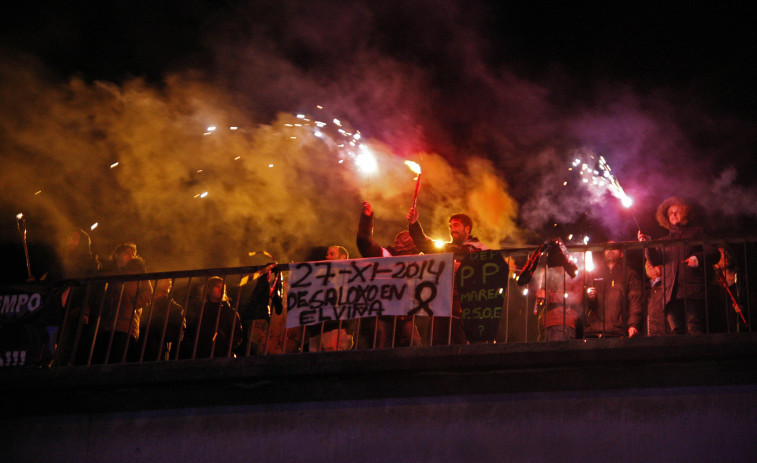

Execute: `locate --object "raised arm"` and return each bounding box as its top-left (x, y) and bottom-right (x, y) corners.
top-left (356, 201), bottom-right (384, 258)
top-left (407, 206), bottom-right (436, 254)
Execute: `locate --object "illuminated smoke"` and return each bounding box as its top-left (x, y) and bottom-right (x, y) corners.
top-left (0, 60), bottom-right (521, 270)
top-left (0, 1), bottom-right (754, 279)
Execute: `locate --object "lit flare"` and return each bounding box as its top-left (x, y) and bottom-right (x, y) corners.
top-left (404, 160), bottom-right (422, 208)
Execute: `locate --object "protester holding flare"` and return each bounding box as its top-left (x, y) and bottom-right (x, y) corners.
top-left (407, 206), bottom-right (489, 344)
top-left (356, 201), bottom-right (422, 348)
top-left (407, 207), bottom-right (489, 255)
top-left (584, 244), bottom-right (643, 338)
top-left (637, 197), bottom-right (720, 335)
top-left (358, 201), bottom-right (418, 258)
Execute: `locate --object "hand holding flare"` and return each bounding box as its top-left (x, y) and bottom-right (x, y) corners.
top-left (585, 250), bottom-right (596, 299)
top-left (404, 160), bottom-right (422, 209)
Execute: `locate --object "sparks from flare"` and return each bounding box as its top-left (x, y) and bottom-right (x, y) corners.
top-left (572, 154), bottom-right (642, 231)
top-left (289, 106), bottom-right (374, 176)
top-left (192, 106), bottom-right (379, 202)
top-left (355, 145), bottom-right (378, 175)
top-left (584, 250), bottom-right (594, 273)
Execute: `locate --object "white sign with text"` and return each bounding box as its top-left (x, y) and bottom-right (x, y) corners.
top-left (286, 254), bottom-right (453, 328)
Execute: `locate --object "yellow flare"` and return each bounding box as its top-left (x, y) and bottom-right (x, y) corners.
top-left (404, 160), bottom-right (421, 175)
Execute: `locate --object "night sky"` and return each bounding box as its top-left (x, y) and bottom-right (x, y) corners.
top-left (1, 1), bottom-right (755, 281)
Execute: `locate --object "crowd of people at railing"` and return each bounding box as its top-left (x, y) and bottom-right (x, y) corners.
top-left (2, 195), bottom-right (754, 367)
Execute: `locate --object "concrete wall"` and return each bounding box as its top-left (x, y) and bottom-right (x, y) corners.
top-left (3, 335), bottom-right (757, 462)
top-left (5, 385), bottom-right (757, 463)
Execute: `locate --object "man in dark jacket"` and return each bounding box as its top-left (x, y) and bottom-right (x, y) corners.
top-left (406, 206), bottom-right (489, 344)
top-left (407, 208), bottom-right (489, 255)
top-left (585, 245), bottom-right (643, 338)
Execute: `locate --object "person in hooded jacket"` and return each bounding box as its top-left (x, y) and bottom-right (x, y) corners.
top-left (637, 197), bottom-right (720, 335)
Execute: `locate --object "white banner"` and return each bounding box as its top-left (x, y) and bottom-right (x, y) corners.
top-left (286, 253), bottom-right (453, 328)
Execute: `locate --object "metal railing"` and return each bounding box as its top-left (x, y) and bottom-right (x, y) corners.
top-left (2, 237), bottom-right (755, 367)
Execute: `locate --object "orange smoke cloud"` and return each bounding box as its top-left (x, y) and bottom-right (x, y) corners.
top-left (0, 56), bottom-right (523, 273)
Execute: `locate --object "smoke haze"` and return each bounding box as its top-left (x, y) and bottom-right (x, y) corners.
top-left (1, 1), bottom-right (755, 280)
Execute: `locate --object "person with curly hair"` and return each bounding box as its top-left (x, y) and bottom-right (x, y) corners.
top-left (637, 197), bottom-right (719, 334)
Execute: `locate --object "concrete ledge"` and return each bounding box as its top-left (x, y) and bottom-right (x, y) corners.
top-left (2, 333), bottom-right (757, 416)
